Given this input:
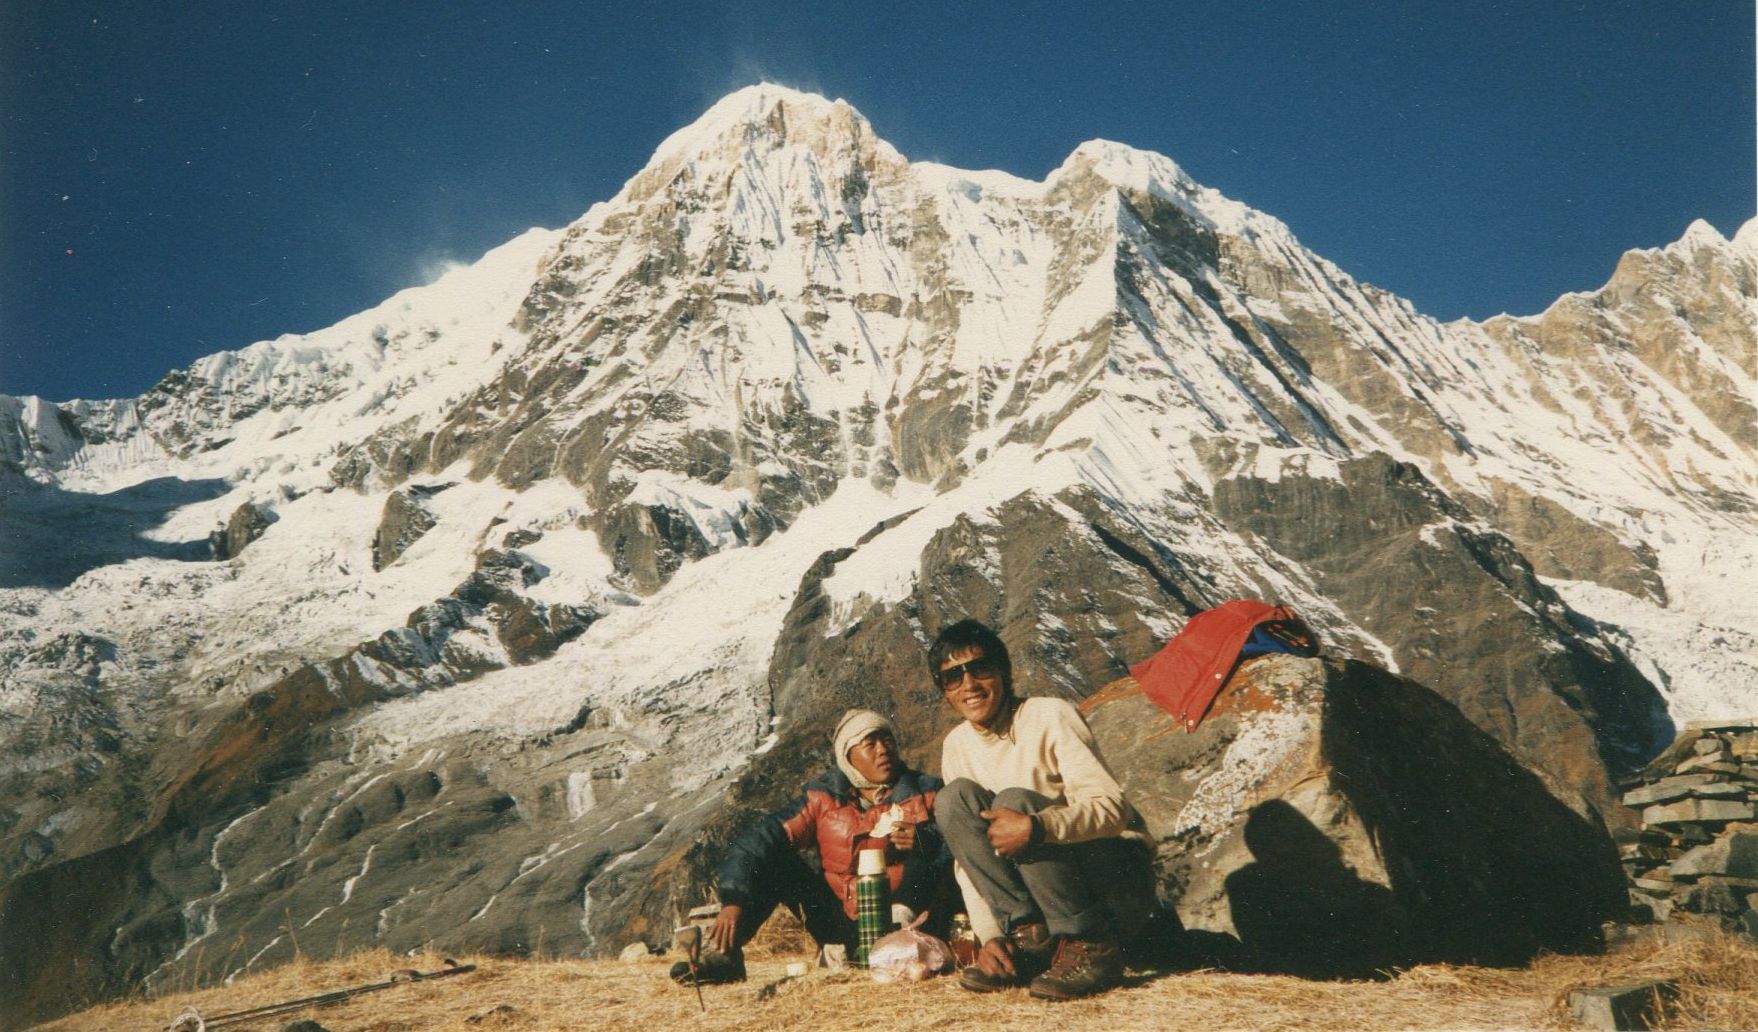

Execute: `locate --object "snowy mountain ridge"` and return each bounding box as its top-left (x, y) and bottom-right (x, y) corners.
top-left (1, 84), bottom-right (1753, 1022)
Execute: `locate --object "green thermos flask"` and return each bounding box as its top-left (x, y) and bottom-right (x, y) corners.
top-left (854, 845), bottom-right (889, 967)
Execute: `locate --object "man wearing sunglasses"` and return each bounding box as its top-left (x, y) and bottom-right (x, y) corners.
top-left (932, 619), bottom-right (1156, 1001)
top-left (671, 708), bottom-right (954, 985)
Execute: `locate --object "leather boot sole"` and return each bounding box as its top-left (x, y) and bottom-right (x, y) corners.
top-left (958, 965), bottom-right (1025, 993)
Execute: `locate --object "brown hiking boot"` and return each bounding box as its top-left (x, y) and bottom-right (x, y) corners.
top-left (957, 922), bottom-right (1053, 992)
top-left (1028, 937), bottom-right (1123, 1001)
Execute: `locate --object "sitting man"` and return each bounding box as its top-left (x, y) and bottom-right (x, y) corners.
top-left (672, 708), bottom-right (953, 984)
top-left (934, 618), bottom-right (1158, 1001)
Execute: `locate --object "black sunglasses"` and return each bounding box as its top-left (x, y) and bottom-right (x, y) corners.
top-left (938, 657), bottom-right (1002, 690)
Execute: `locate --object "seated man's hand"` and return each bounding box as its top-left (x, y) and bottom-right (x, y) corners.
top-left (975, 936), bottom-right (1017, 978)
top-left (706, 904), bottom-right (742, 954)
top-left (979, 807), bottom-right (1035, 857)
top-left (889, 820), bottom-right (916, 852)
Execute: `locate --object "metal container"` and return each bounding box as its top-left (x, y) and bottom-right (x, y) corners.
top-left (853, 846), bottom-right (889, 968)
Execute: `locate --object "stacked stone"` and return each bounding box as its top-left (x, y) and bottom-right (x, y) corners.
top-left (1619, 721), bottom-right (1758, 935)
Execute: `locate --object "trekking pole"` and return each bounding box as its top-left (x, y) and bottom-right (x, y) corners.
top-left (675, 925), bottom-right (707, 1012)
top-left (164, 961), bottom-right (475, 1031)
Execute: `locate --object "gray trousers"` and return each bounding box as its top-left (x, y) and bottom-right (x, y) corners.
top-left (938, 778), bottom-right (1157, 941)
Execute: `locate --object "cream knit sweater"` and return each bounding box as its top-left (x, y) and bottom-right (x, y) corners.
top-left (940, 696), bottom-right (1146, 941)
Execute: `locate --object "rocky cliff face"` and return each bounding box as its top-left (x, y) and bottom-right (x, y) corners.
top-left (0, 85), bottom-right (1752, 1025)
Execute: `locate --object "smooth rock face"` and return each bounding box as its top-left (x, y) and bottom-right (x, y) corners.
top-left (1084, 656), bottom-right (1625, 974)
top-left (1622, 774), bottom-right (1725, 807)
top-left (210, 500), bottom-right (275, 560)
top-left (1643, 799), bottom-right (1758, 826)
top-left (372, 484), bottom-right (449, 571)
top-left (1671, 833), bottom-right (1758, 880)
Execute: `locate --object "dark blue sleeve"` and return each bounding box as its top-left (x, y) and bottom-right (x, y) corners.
top-left (715, 793), bottom-right (811, 908)
top-left (915, 774), bottom-right (952, 873)
top-left (915, 819), bottom-right (952, 874)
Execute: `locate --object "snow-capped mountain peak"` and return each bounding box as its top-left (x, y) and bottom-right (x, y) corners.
top-left (1733, 215), bottom-right (1758, 259)
top-left (1059, 137), bottom-right (1286, 241)
top-left (614, 83), bottom-right (902, 211)
top-left (2, 87), bottom-right (1752, 1019)
top-left (1677, 216), bottom-right (1730, 251)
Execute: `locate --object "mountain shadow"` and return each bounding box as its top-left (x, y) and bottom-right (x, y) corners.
top-left (0, 475), bottom-right (229, 588)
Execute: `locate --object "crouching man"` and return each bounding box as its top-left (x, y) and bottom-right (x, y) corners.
top-left (933, 619), bottom-right (1158, 1001)
top-left (671, 709), bottom-right (953, 984)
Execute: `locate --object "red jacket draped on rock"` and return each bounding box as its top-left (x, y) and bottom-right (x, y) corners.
top-left (1131, 600), bottom-right (1311, 731)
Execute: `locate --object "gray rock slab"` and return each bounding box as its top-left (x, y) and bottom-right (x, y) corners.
top-left (1643, 798), bottom-right (1757, 825)
top-left (617, 942), bottom-right (651, 962)
top-left (1686, 719), bottom-right (1758, 732)
top-left (1622, 773), bottom-right (1720, 807)
top-left (1567, 982), bottom-right (1675, 1031)
top-left (1618, 842), bottom-right (1673, 862)
top-left (1676, 754), bottom-right (1743, 776)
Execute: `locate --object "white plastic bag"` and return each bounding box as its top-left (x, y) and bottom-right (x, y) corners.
top-left (867, 913), bottom-right (956, 983)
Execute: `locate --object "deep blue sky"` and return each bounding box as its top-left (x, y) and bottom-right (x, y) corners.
top-left (4, 1), bottom-right (1752, 402)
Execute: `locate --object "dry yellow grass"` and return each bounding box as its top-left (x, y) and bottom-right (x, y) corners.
top-left (32, 918), bottom-right (1758, 1032)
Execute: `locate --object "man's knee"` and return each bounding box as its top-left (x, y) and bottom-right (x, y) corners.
top-left (938, 778), bottom-right (988, 823)
top-left (994, 786), bottom-right (1050, 815)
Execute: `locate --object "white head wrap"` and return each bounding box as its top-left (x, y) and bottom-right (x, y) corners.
top-left (833, 708), bottom-right (898, 791)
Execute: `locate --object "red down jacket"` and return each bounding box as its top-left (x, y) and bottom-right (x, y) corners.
top-left (1131, 600), bottom-right (1313, 731)
top-left (715, 768), bottom-right (946, 919)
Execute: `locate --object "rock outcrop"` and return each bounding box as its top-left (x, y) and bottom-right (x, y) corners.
top-left (209, 501), bottom-right (275, 560)
top-left (1213, 454), bottom-right (1670, 817)
top-left (372, 484), bottom-right (450, 571)
top-left (1085, 655), bottom-right (1627, 975)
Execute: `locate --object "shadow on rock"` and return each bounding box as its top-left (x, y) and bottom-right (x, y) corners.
top-left (1321, 660), bottom-right (1628, 968)
top-left (1225, 799), bottom-right (1410, 978)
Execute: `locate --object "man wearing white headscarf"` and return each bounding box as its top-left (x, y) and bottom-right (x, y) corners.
top-left (671, 708), bottom-right (955, 985)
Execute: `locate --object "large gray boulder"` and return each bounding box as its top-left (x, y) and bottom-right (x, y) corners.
top-left (1085, 654), bottom-right (1628, 974)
